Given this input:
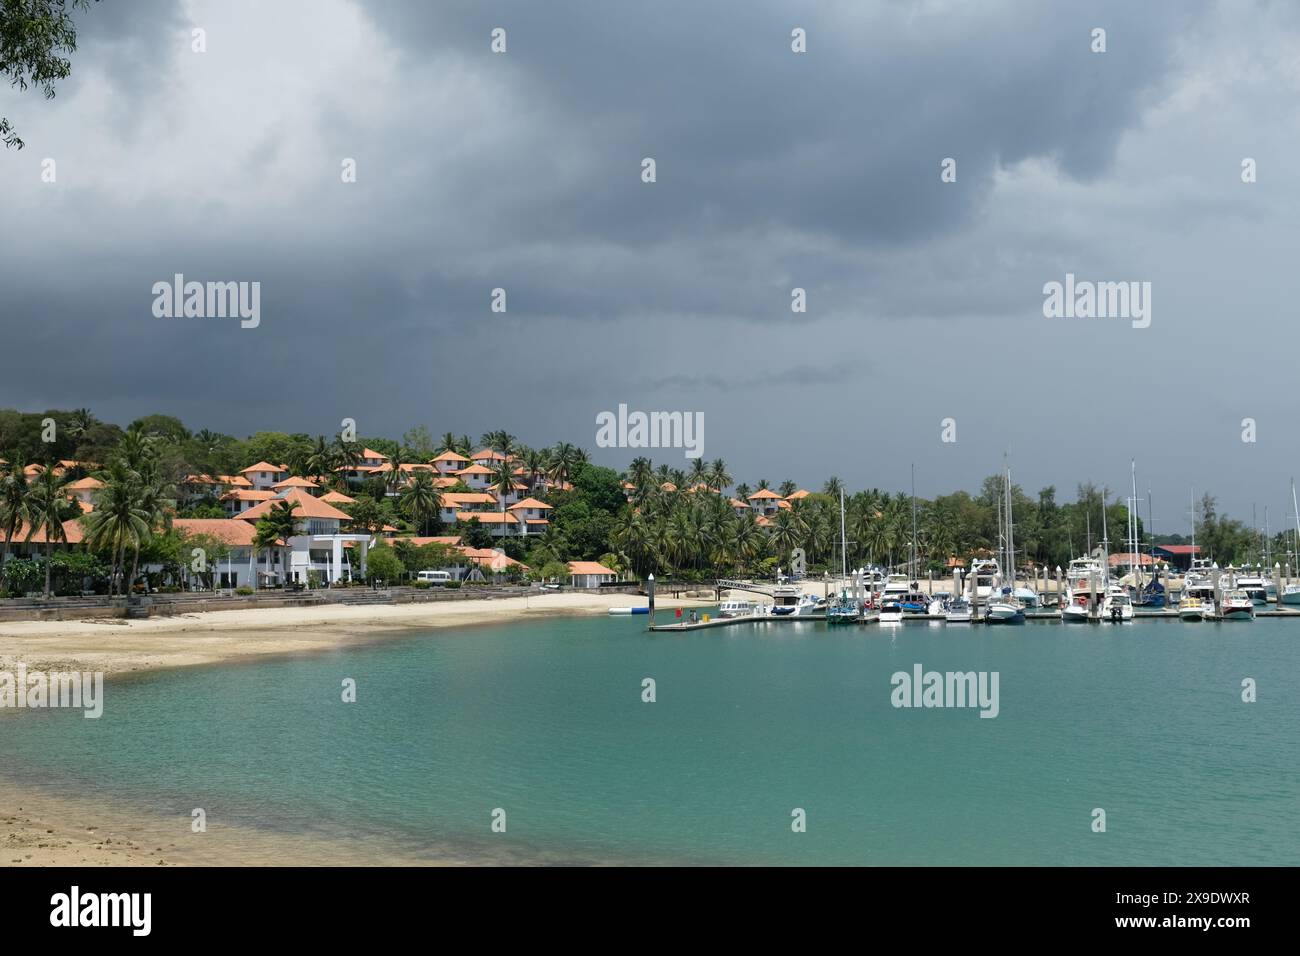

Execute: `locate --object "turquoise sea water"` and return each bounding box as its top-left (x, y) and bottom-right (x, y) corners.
top-left (1, 615), bottom-right (1297, 865)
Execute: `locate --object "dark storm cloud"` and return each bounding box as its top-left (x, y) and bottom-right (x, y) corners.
top-left (3, 0), bottom-right (1295, 518)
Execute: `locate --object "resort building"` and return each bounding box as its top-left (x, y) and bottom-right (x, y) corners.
top-left (747, 488), bottom-right (784, 516)
top-left (221, 488), bottom-right (276, 516)
top-left (430, 450), bottom-right (470, 475)
top-left (233, 489), bottom-right (372, 585)
top-left (67, 476), bottom-right (104, 506)
top-left (240, 461), bottom-right (288, 491)
top-left (567, 561), bottom-right (616, 588)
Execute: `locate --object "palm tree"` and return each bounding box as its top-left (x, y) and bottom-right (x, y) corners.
top-left (548, 442), bottom-right (582, 486)
top-left (490, 458), bottom-right (517, 537)
top-left (306, 435), bottom-right (334, 485)
top-left (769, 508), bottom-right (803, 564)
top-left (522, 447), bottom-right (549, 491)
top-left (437, 432), bottom-right (459, 454)
top-left (84, 460), bottom-right (149, 597)
top-left (481, 430), bottom-right (517, 455)
top-left (253, 498), bottom-right (300, 587)
top-left (708, 458), bottom-right (731, 494)
top-left (24, 466), bottom-right (72, 597)
top-left (688, 458), bottom-right (708, 488)
top-left (823, 476), bottom-right (844, 501)
top-left (778, 479), bottom-right (797, 498)
top-left (127, 457), bottom-right (176, 593)
top-left (66, 408), bottom-right (99, 441)
top-left (400, 472), bottom-right (442, 536)
top-left (1, 455), bottom-right (34, 585)
top-left (734, 482), bottom-right (751, 500)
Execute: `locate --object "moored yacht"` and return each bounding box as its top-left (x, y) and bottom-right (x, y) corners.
top-left (1220, 589), bottom-right (1255, 620)
top-left (768, 585), bottom-right (821, 616)
top-left (1061, 556), bottom-right (1105, 622)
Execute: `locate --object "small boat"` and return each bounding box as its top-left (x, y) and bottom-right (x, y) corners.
top-left (1220, 589), bottom-right (1255, 620)
top-left (928, 591), bottom-right (952, 615)
top-left (718, 598), bottom-right (756, 618)
top-left (878, 600), bottom-right (904, 625)
top-left (1133, 578), bottom-right (1166, 609)
top-left (1280, 583), bottom-right (1300, 607)
top-left (984, 588), bottom-right (1026, 624)
top-left (1062, 595), bottom-right (1091, 622)
top-left (1177, 595), bottom-right (1205, 621)
top-left (825, 590), bottom-right (861, 625)
top-left (900, 585), bottom-right (930, 616)
top-left (1103, 588), bottom-right (1133, 622)
top-left (944, 597), bottom-right (972, 623)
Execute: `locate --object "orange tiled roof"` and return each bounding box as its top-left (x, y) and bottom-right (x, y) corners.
top-left (568, 561), bottom-right (615, 576)
top-left (235, 489), bottom-right (351, 522)
top-left (430, 451), bottom-right (470, 463)
top-left (174, 518), bottom-right (258, 547)
top-left (748, 489), bottom-right (783, 499)
top-left (508, 497), bottom-right (552, 511)
top-left (239, 461), bottom-right (283, 474)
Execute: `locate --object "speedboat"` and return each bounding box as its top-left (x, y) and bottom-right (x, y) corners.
top-left (1103, 588), bottom-right (1134, 622)
top-left (1177, 595), bottom-right (1205, 621)
top-left (945, 597), bottom-right (972, 623)
top-left (1062, 595), bottom-right (1091, 622)
top-left (718, 598), bottom-right (756, 618)
top-left (928, 591), bottom-right (952, 615)
top-left (878, 600), bottom-right (904, 625)
top-left (1280, 583), bottom-right (1300, 607)
top-left (1220, 589), bottom-right (1255, 620)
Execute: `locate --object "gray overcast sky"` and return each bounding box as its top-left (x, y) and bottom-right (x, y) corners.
top-left (1, 0), bottom-right (1297, 526)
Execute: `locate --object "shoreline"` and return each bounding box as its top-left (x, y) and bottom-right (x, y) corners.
top-left (0, 591), bottom-right (715, 679)
top-left (0, 591), bottom-right (715, 867)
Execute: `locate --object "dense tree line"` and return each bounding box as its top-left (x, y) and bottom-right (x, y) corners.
top-left (0, 408), bottom-right (1281, 596)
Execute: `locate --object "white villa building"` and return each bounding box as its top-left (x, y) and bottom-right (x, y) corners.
top-left (235, 489), bottom-right (373, 585)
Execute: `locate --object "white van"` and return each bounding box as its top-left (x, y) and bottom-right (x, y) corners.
top-left (417, 570), bottom-right (452, 585)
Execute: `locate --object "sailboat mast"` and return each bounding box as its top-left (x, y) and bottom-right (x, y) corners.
top-left (910, 464), bottom-right (917, 581)
top-left (840, 487), bottom-right (847, 580)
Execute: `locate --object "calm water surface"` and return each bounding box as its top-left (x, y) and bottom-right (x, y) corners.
top-left (2, 614), bottom-right (1296, 865)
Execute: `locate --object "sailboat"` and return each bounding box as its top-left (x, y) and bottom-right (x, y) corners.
top-left (826, 488), bottom-right (862, 625)
top-left (1282, 480), bottom-right (1300, 607)
top-left (1100, 486), bottom-right (1133, 622)
top-left (985, 463), bottom-right (1026, 624)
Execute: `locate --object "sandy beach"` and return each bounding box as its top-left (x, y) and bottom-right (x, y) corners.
top-left (0, 590), bottom-right (714, 679)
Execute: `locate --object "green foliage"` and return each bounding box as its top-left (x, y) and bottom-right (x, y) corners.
top-left (365, 545), bottom-right (405, 583)
top-left (0, 0), bottom-right (96, 150)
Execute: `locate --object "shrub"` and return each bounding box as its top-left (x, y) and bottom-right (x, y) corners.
top-left (235, 586), bottom-right (254, 596)
top-left (444, 580), bottom-right (461, 590)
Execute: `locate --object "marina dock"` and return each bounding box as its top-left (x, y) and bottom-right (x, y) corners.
top-left (647, 606), bottom-right (1300, 631)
